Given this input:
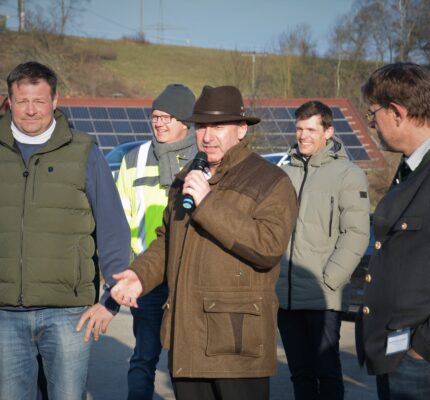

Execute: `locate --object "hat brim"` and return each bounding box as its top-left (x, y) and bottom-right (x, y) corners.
top-left (184, 113), bottom-right (260, 126)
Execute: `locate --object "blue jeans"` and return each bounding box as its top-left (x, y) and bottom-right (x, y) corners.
top-left (377, 353), bottom-right (430, 399)
top-left (277, 308), bottom-right (344, 400)
top-left (0, 307), bottom-right (91, 400)
top-left (128, 282), bottom-right (168, 400)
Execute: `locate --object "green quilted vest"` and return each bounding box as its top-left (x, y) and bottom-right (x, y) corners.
top-left (0, 110), bottom-right (97, 307)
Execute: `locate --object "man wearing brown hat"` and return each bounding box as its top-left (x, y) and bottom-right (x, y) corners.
top-left (112, 85), bottom-right (298, 400)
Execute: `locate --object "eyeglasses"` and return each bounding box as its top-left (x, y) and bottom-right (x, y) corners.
top-left (150, 114), bottom-right (173, 124)
top-left (365, 105), bottom-right (384, 123)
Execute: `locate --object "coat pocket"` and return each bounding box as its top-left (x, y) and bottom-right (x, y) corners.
top-left (386, 314), bottom-right (429, 331)
top-left (329, 196), bottom-right (334, 237)
top-left (203, 297), bottom-right (263, 357)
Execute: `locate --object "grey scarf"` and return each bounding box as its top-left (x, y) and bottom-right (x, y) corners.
top-left (152, 131), bottom-right (197, 187)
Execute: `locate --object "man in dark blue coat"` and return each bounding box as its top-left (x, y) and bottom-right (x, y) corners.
top-left (358, 62), bottom-right (430, 399)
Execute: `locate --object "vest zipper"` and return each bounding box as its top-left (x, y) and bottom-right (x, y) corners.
top-left (19, 166), bottom-right (30, 305)
top-left (329, 196), bottom-right (334, 237)
top-left (288, 158), bottom-right (309, 310)
top-left (6, 145), bottom-right (28, 305)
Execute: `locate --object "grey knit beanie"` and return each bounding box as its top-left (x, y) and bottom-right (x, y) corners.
top-left (152, 84), bottom-right (195, 122)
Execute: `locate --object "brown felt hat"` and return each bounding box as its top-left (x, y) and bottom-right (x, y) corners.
top-left (184, 85), bottom-right (260, 125)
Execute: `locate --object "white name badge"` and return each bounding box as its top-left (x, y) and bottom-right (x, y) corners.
top-left (386, 328), bottom-right (411, 355)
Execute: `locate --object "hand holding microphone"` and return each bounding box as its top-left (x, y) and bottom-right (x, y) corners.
top-left (183, 152), bottom-right (209, 210)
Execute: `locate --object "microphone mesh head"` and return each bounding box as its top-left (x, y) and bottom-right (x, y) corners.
top-left (195, 151), bottom-right (208, 162)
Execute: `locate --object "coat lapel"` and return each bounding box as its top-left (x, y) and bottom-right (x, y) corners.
top-left (374, 159), bottom-right (430, 239)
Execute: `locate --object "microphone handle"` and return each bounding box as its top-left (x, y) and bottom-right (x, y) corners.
top-left (182, 162), bottom-right (207, 210)
top-left (182, 194), bottom-right (194, 210)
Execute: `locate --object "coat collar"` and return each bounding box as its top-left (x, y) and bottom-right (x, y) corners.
top-left (374, 155), bottom-right (430, 239)
top-left (289, 136), bottom-right (347, 168)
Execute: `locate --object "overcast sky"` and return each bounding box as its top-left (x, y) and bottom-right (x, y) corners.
top-left (0, 0), bottom-right (355, 55)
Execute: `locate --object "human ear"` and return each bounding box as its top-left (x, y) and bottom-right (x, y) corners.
top-left (389, 102), bottom-right (407, 126)
top-left (324, 126), bottom-right (334, 140)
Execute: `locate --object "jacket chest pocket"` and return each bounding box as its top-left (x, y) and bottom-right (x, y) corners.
top-left (203, 298), bottom-right (263, 357)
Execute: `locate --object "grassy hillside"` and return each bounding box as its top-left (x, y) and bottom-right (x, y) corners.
top-left (0, 31), bottom-right (379, 105)
top-left (0, 32), bottom-right (245, 97)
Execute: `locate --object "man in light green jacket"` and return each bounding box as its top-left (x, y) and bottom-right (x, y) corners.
top-left (276, 100), bottom-right (370, 400)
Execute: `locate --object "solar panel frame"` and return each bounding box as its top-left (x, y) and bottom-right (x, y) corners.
top-left (107, 107), bottom-right (128, 119)
top-left (112, 120), bottom-right (133, 133)
top-left (89, 107), bottom-right (109, 119)
top-left (346, 147), bottom-right (370, 160)
top-left (70, 107), bottom-right (90, 119)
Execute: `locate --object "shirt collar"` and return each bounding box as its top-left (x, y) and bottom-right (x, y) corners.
top-left (406, 137), bottom-right (430, 171)
top-left (11, 119), bottom-right (56, 145)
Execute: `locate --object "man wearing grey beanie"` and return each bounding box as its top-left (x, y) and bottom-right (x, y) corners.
top-left (116, 84), bottom-right (196, 400)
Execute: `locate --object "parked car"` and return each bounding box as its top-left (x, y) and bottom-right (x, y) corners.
top-left (105, 140), bottom-right (147, 181)
top-left (262, 152), bottom-right (290, 166)
top-left (105, 140), bottom-right (147, 172)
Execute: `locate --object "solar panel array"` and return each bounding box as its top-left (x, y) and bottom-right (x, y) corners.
top-left (59, 105), bottom-right (370, 161)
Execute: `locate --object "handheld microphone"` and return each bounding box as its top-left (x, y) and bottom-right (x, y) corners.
top-left (183, 151), bottom-right (208, 210)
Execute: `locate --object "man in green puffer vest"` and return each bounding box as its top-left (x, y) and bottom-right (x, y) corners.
top-left (0, 61), bottom-right (130, 400)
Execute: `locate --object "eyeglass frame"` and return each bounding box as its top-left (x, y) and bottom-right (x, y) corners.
top-left (365, 105), bottom-right (385, 123)
top-left (149, 113), bottom-right (174, 124)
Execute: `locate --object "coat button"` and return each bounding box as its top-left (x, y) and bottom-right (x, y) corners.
top-left (374, 241), bottom-right (382, 250)
top-left (362, 306), bottom-right (370, 315)
top-left (401, 222), bottom-right (408, 230)
top-left (23, 171), bottom-right (29, 177)
top-left (365, 273), bottom-right (372, 283)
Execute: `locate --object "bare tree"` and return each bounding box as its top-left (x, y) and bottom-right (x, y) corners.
top-left (51, 0), bottom-right (90, 35)
top-left (279, 23), bottom-right (317, 58)
top-left (220, 50), bottom-right (251, 95)
top-left (271, 54), bottom-right (294, 98)
top-left (327, 14), bottom-right (368, 97)
top-left (25, 0), bottom-right (90, 36)
top-left (328, 0), bottom-right (430, 62)
top-left (414, 1), bottom-right (430, 61)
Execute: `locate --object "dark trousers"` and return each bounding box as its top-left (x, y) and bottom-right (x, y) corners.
top-left (127, 282), bottom-right (168, 400)
top-left (277, 308), bottom-right (344, 400)
top-left (172, 377), bottom-right (270, 400)
top-left (376, 353), bottom-right (430, 400)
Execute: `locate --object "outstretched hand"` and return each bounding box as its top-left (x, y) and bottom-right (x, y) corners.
top-left (111, 270), bottom-right (143, 308)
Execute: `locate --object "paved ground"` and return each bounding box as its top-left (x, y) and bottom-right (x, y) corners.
top-left (86, 308), bottom-right (378, 400)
